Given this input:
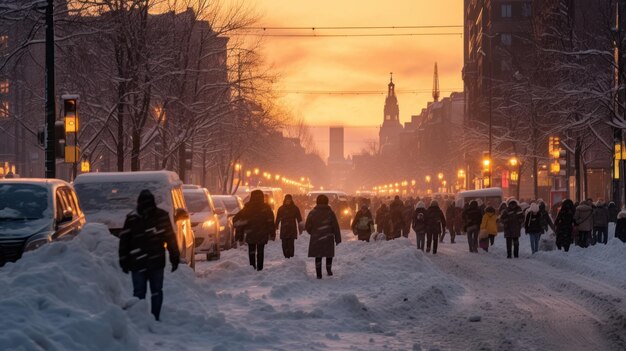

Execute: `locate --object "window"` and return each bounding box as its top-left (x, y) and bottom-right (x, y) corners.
top-left (522, 2), bottom-right (532, 17)
top-left (0, 80), bottom-right (8, 94)
top-left (501, 4), bottom-right (512, 18)
top-left (0, 101), bottom-right (8, 119)
top-left (501, 34), bottom-right (512, 46)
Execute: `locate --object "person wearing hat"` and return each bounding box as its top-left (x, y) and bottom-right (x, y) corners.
top-left (500, 199), bottom-right (524, 258)
top-left (233, 189), bottom-right (276, 271)
top-left (275, 194), bottom-right (303, 258)
top-left (352, 204), bottom-right (374, 242)
top-left (119, 189), bottom-right (180, 321)
top-left (305, 195), bottom-right (342, 279)
top-left (424, 200), bottom-right (446, 254)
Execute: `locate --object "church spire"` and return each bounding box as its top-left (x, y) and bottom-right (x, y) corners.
top-left (388, 71), bottom-right (395, 97)
top-left (432, 62), bottom-right (440, 102)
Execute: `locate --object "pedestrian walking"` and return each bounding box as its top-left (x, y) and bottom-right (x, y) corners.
top-left (500, 200), bottom-right (524, 258)
top-left (479, 206), bottom-right (498, 252)
top-left (412, 201), bottom-right (427, 251)
top-left (554, 199), bottom-right (575, 252)
top-left (462, 200), bottom-right (482, 253)
top-left (305, 195), bottom-right (342, 279)
top-left (233, 189), bottom-right (275, 271)
top-left (375, 204), bottom-right (392, 238)
top-left (524, 202), bottom-right (543, 254)
top-left (615, 209), bottom-right (626, 243)
top-left (275, 194), bottom-right (303, 258)
top-left (574, 200), bottom-right (593, 248)
top-left (592, 200), bottom-right (609, 245)
top-left (388, 196), bottom-right (405, 240)
top-left (119, 190), bottom-right (180, 321)
top-left (538, 201), bottom-right (555, 234)
top-left (608, 201), bottom-right (618, 239)
top-left (424, 200), bottom-right (446, 254)
top-left (443, 200), bottom-right (457, 243)
top-left (402, 199), bottom-right (414, 238)
top-left (352, 205), bottom-right (374, 242)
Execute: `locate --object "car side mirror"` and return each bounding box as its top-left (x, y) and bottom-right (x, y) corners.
top-left (58, 209), bottom-right (73, 224)
top-left (175, 208), bottom-right (190, 221)
top-left (214, 207), bottom-right (226, 216)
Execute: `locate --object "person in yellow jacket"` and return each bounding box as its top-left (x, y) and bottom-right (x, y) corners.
top-left (479, 206), bottom-right (498, 252)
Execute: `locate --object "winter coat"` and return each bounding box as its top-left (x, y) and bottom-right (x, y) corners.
top-left (352, 209), bottom-right (374, 240)
top-left (412, 207), bottom-right (427, 234)
top-left (233, 191), bottom-right (275, 245)
top-left (462, 204), bottom-right (483, 231)
top-left (555, 207), bottom-right (575, 245)
top-left (524, 211), bottom-right (543, 234)
top-left (375, 206), bottom-right (392, 235)
top-left (574, 203), bottom-right (594, 232)
top-left (305, 204), bottom-right (342, 258)
top-left (539, 203), bottom-right (554, 232)
top-left (119, 192), bottom-right (180, 272)
top-left (424, 206), bottom-right (446, 234)
top-left (592, 205), bottom-right (609, 228)
top-left (480, 212), bottom-right (498, 235)
top-left (445, 204), bottom-right (456, 230)
top-left (615, 211), bottom-right (626, 243)
top-left (501, 205), bottom-right (524, 238)
top-left (608, 203), bottom-right (619, 223)
top-left (454, 206), bottom-right (464, 229)
top-left (388, 199), bottom-right (405, 239)
top-left (275, 203), bottom-right (303, 240)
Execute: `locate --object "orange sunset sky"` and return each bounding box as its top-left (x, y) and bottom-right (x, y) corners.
top-left (246, 0), bottom-right (464, 158)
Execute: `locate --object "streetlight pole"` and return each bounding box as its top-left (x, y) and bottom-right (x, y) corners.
top-left (44, 0), bottom-right (56, 178)
top-left (488, 29), bottom-right (493, 187)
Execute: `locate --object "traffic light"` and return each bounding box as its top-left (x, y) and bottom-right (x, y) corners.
top-left (63, 97), bottom-right (78, 133)
top-left (54, 121), bottom-right (66, 159)
top-left (184, 147), bottom-right (193, 170)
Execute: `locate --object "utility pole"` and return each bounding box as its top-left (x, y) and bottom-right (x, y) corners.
top-left (44, 0), bottom-right (56, 178)
top-left (488, 27), bottom-right (493, 188)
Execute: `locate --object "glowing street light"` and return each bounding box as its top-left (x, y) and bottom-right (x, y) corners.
top-left (437, 172), bottom-right (444, 181)
top-left (509, 157), bottom-right (518, 167)
top-left (425, 175), bottom-right (431, 183)
top-left (254, 168), bottom-right (260, 175)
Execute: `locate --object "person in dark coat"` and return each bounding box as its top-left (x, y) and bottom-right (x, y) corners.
top-left (538, 201), bottom-right (555, 234)
top-left (388, 196), bottom-right (405, 240)
top-left (462, 200), bottom-right (483, 253)
top-left (375, 204), bottom-right (392, 237)
top-left (424, 200), bottom-right (446, 254)
top-left (412, 201), bottom-right (427, 251)
top-left (305, 195), bottom-right (342, 279)
top-left (352, 205), bottom-right (374, 242)
top-left (608, 201), bottom-right (618, 239)
top-left (592, 200), bottom-right (609, 245)
top-left (443, 200), bottom-right (457, 243)
top-left (524, 202), bottom-right (543, 254)
top-left (402, 200), bottom-right (414, 238)
top-left (615, 210), bottom-right (626, 243)
top-left (119, 190), bottom-right (180, 321)
top-left (554, 199), bottom-right (575, 252)
top-left (275, 194), bottom-right (303, 258)
top-left (233, 190), bottom-right (275, 271)
top-left (500, 200), bottom-right (524, 258)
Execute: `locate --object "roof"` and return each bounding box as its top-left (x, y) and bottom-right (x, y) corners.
top-left (458, 187), bottom-right (503, 198)
top-left (74, 171), bottom-right (182, 186)
top-left (0, 178), bottom-right (72, 189)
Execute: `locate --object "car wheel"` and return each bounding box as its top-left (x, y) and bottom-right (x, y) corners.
top-left (207, 242), bottom-right (221, 261)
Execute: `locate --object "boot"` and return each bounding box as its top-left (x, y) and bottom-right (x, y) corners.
top-left (326, 258), bottom-right (333, 276)
top-left (315, 258), bottom-right (322, 279)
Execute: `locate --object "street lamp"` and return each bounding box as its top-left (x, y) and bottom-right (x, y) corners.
top-left (437, 172), bottom-right (444, 181)
top-left (425, 175), bottom-right (431, 183)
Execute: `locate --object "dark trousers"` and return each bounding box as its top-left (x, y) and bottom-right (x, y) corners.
top-left (315, 257), bottom-right (333, 277)
top-left (506, 237), bottom-right (519, 258)
top-left (489, 234), bottom-right (495, 246)
top-left (466, 227), bottom-right (479, 252)
top-left (282, 239), bottom-right (295, 258)
top-left (426, 231), bottom-right (439, 254)
top-left (131, 268), bottom-right (164, 320)
top-left (593, 227), bottom-right (608, 245)
top-left (416, 232), bottom-right (425, 251)
top-left (248, 243), bottom-right (265, 270)
top-left (577, 231), bottom-right (591, 248)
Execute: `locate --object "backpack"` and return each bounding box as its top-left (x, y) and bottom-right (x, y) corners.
top-left (356, 216), bottom-right (371, 231)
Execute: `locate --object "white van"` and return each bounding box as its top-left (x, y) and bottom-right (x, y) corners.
top-left (74, 171), bottom-right (196, 269)
top-left (456, 187), bottom-right (503, 208)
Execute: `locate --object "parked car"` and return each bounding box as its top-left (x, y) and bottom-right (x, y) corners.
top-left (0, 179), bottom-right (86, 266)
top-left (212, 195), bottom-right (244, 249)
top-left (182, 187), bottom-right (221, 260)
top-left (73, 171), bottom-right (195, 269)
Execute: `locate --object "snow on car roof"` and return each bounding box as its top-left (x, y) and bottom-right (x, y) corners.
top-left (0, 178), bottom-right (71, 189)
top-left (74, 171), bottom-right (182, 186)
top-left (457, 187), bottom-right (503, 198)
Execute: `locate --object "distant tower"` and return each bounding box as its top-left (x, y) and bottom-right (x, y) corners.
top-left (379, 72), bottom-right (403, 151)
top-left (432, 62), bottom-right (440, 102)
top-left (328, 127), bottom-right (345, 163)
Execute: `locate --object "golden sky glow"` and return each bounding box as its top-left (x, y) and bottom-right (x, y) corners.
top-left (246, 0), bottom-right (464, 156)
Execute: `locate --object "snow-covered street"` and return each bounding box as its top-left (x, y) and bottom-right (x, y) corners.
top-left (1, 224), bottom-right (625, 351)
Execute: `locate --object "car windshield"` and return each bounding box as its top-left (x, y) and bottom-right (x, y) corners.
top-left (74, 181), bottom-right (165, 213)
top-left (0, 184), bottom-right (50, 220)
top-left (215, 197), bottom-right (240, 213)
top-left (184, 192), bottom-right (212, 214)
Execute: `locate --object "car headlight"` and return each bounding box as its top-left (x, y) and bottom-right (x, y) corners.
top-left (24, 233), bottom-right (53, 252)
top-left (343, 209), bottom-right (350, 215)
top-left (202, 220), bottom-right (216, 229)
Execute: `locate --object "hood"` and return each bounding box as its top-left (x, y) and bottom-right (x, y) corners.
top-left (0, 218), bottom-right (53, 239)
top-left (283, 194), bottom-right (293, 206)
top-left (528, 202), bottom-right (540, 214)
top-left (137, 189), bottom-right (157, 216)
top-left (416, 201), bottom-right (425, 209)
top-left (618, 211), bottom-right (626, 219)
